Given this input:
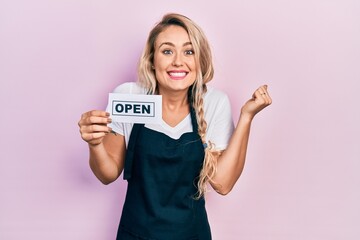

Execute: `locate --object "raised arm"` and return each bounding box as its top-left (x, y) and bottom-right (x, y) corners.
top-left (78, 110), bottom-right (126, 184)
top-left (211, 85), bottom-right (272, 195)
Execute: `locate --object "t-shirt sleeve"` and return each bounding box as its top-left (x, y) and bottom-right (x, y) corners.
top-left (205, 90), bottom-right (235, 150)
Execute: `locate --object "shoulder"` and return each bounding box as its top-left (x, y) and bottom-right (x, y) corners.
top-left (204, 86), bottom-right (231, 110)
top-left (203, 86), bottom-right (234, 150)
top-left (204, 86), bottom-right (229, 99)
top-left (112, 82), bottom-right (147, 94)
top-left (203, 86), bottom-right (233, 125)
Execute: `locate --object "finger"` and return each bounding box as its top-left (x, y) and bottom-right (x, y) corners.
top-left (81, 132), bottom-right (107, 142)
top-left (78, 117), bottom-right (110, 128)
top-left (81, 125), bottom-right (112, 134)
top-left (260, 92), bottom-right (267, 98)
top-left (253, 87), bottom-right (264, 98)
top-left (254, 86), bottom-right (264, 96)
top-left (262, 95), bottom-right (272, 105)
top-left (85, 116), bottom-right (112, 125)
top-left (261, 85), bottom-right (272, 105)
top-left (258, 85), bottom-right (267, 94)
top-left (268, 96), bottom-right (272, 105)
top-left (263, 90), bottom-right (272, 105)
top-left (254, 88), bottom-right (271, 107)
top-left (253, 90), bottom-right (265, 102)
top-left (82, 110), bottom-right (110, 119)
top-left (257, 85), bottom-right (271, 103)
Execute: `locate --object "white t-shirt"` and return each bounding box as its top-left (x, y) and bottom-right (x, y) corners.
top-left (106, 82), bottom-right (234, 150)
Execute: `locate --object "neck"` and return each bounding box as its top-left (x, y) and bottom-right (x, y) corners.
top-left (159, 89), bottom-right (190, 111)
top-left (158, 86), bottom-right (193, 127)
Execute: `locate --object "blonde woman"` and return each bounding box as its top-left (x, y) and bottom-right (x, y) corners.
top-left (78, 13), bottom-right (272, 240)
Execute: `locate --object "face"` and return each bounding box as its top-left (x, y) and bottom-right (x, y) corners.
top-left (153, 25), bottom-right (197, 95)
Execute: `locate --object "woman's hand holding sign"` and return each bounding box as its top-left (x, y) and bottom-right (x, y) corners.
top-left (78, 110), bottom-right (112, 146)
top-left (78, 110), bottom-right (125, 184)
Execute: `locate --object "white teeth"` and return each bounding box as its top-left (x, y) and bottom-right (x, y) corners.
top-left (169, 72), bottom-right (186, 77)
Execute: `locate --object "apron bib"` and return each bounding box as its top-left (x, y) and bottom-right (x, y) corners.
top-left (117, 107), bottom-right (211, 240)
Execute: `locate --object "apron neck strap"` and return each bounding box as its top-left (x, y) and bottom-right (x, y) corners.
top-left (188, 86), bottom-right (199, 135)
top-left (190, 105), bottom-right (199, 134)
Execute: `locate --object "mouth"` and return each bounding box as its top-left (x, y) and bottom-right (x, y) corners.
top-left (167, 71), bottom-right (188, 80)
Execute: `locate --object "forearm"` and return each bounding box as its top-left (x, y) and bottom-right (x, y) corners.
top-left (212, 114), bottom-right (252, 195)
top-left (88, 143), bottom-right (122, 184)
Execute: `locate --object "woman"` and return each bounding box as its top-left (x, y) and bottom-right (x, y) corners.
top-left (78, 13), bottom-right (272, 240)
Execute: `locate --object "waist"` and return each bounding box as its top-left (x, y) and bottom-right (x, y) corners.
top-left (120, 186), bottom-right (208, 239)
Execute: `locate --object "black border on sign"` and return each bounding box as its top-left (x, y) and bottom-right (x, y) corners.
top-left (112, 100), bottom-right (156, 117)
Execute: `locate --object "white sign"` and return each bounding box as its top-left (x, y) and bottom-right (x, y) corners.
top-left (108, 93), bottom-right (162, 124)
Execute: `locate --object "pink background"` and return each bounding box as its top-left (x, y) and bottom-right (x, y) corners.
top-left (1, 0), bottom-right (359, 239)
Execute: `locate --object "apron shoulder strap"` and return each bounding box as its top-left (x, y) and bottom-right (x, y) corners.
top-left (190, 106), bottom-right (199, 134)
top-left (188, 87), bottom-right (199, 134)
top-left (123, 123), bottom-right (144, 180)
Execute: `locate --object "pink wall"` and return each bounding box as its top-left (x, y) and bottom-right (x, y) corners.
top-left (1, 0), bottom-right (359, 239)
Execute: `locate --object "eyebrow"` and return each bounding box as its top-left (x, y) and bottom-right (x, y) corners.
top-left (158, 42), bottom-right (192, 49)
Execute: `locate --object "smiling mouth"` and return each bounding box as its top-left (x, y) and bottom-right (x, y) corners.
top-left (168, 71), bottom-right (188, 79)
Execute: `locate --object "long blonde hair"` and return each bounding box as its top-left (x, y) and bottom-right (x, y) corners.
top-left (138, 13), bottom-right (219, 198)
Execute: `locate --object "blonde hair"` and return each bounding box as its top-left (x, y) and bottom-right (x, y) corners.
top-left (138, 13), bottom-right (219, 198)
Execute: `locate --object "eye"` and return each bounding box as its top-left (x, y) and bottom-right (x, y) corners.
top-left (162, 49), bottom-right (173, 55)
top-left (185, 49), bottom-right (194, 55)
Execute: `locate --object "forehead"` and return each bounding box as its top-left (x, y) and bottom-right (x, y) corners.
top-left (155, 25), bottom-right (191, 47)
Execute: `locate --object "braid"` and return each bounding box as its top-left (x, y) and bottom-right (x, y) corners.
top-left (195, 87), bottom-right (207, 141)
top-left (191, 83), bottom-right (221, 199)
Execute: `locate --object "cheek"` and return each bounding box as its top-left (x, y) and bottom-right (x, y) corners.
top-left (187, 58), bottom-right (197, 70)
top-left (154, 56), bottom-right (170, 70)
top-left (153, 54), bottom-right (160, 67)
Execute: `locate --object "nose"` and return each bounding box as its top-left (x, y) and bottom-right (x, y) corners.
top-left (172, 53), bottom-right (183, 67)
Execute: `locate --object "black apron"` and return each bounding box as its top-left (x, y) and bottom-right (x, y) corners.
top-left (116, 107), bottom-right (211, 240)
